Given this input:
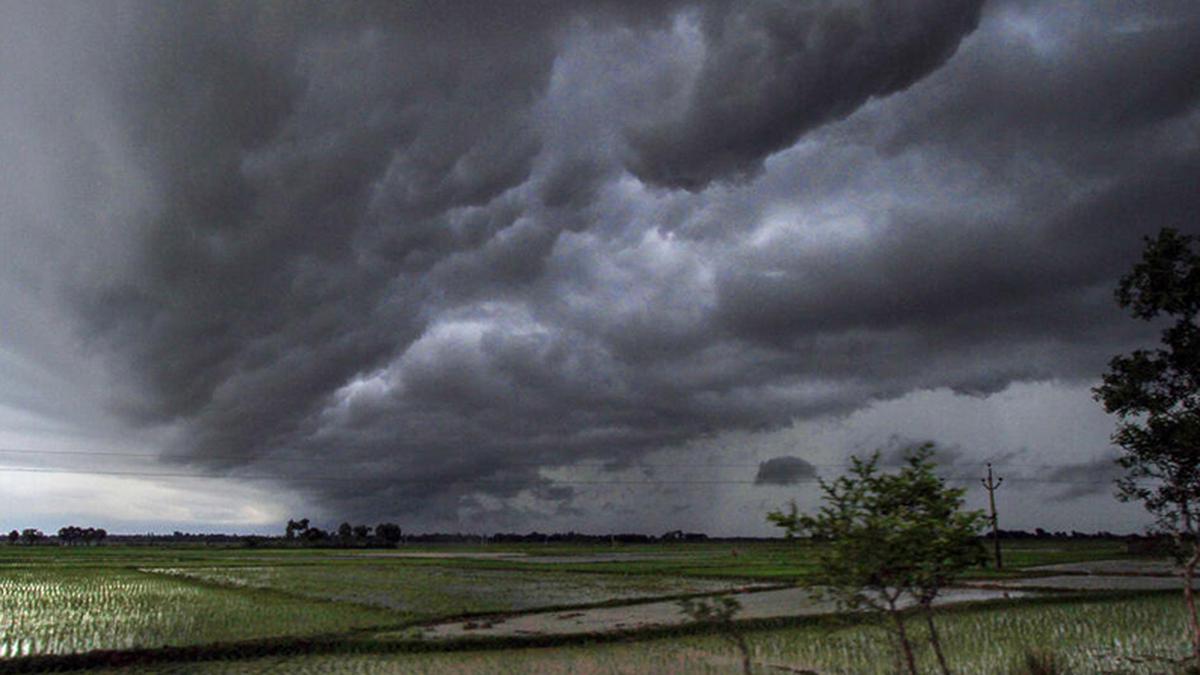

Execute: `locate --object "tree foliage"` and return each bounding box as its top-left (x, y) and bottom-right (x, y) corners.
top-left (375, 522), bottom-right (403, 546)
top-left (1096, 228), bottom-right (1200, 531)
top-left (769, 443), bottom-right (985, 675)
top-left (1094, 227), bottom-right (1200, 664)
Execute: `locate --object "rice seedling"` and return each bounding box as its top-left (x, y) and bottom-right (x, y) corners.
top-left (0, 568), bottom-right (398, 657)
top-left (52, 592), bottom-right (1195, 674)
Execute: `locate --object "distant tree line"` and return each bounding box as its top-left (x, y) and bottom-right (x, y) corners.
top-left (5, 526), bottom-right (107, 546)
top-left (994, 528), bottom-right (1138, 540)
top-left (490, 530), bottom-right (708, 544)
top-left (56, 526), bottom-right (108, 546)
top-left (3, 523), bottom-right (1148, 548)
top-left (282, 518), bottom-right (404, 547)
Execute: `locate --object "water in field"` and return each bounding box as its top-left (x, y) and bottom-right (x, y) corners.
top-left (144, 564), bottom-right (748, 615)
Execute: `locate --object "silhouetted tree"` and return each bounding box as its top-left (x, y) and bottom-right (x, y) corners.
top-left (285, 518), bottom-right (310, 540)
top-left (57, 526), bottom-right (81, 545)
top-left (1095, 228), bottom-right (1200, 666)
top-left (352, 524), bottom-right (371, 540)
top-left (376, 522), bottom-right (402, 546)
top-left (20, 528), bottom-right (44, 545)
top-left (7, 530), bottom-right (18, 544)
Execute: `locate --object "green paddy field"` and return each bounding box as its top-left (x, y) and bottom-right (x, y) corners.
top-left (0, 540), bottom-right (1192, 673)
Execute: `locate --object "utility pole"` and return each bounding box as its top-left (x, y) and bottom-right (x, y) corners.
top-left (981, 462), bottom-right (1004, 569)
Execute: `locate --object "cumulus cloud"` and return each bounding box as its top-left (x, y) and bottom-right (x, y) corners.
top-left (0, 1), bottom-right (1197, 530)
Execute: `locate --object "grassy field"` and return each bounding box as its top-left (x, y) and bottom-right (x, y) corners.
top-left (0, 539), bottom-right (1179, 673)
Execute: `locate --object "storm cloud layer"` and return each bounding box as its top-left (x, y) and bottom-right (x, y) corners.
top-left (2, 0), bottom-right (1199, 529)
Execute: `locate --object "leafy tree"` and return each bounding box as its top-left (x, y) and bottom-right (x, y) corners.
top-left (7, 530), bottom-right (18, 544)
top-left (58, 526), bottom-right (81, 546)
top-left (769, 444), bottom-right (985, 675)
top-left (352, 524), bottom-right (372, 540)
top-left (285, 518), bottom-right (310, 540)
top-left (376, 522), bottom-right (403, 546)
top-left (337, 521), bottom-right (354, 543)
top-left (1094, 227), bottom-right (1200, 664)
top-left (20, 528), bottom-right (44, 546)
top-left (678, 595), bottom-right (752, 675)
top-left (883, 447), bottom-right (987, 674)
top-left (301, 526), bottom-right (328, 543)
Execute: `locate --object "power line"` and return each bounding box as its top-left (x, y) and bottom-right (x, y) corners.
top-left (0, 464), bottom-right (1129, 485)
top-left (0, 446), bottom-right (1118, 470)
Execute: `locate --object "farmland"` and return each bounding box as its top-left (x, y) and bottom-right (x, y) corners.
top-left (0, 539), bottom-right (1190, 673)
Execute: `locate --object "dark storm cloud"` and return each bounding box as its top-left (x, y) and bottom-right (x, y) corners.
top-left (7, 0), bottom-right (1196, 528)
top-left (623, 0), bottom-right (985, 190)
top-left (754, 456), bottom-right (816, 486)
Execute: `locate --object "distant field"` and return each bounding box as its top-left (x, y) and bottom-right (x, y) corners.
top-left (145, 564), bottom-right (748, 616)
top-left (0, 539), bottom-right (1168, 672)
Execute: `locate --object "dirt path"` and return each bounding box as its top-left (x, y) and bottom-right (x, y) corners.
top-left (401, 587), bottom-right (1026, 640)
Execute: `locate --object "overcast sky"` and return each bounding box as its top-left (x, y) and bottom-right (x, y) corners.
top-left (1, 0), bottom-right (1198, 536)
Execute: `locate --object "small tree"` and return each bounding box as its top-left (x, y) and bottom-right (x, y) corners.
top-left (352, 524), bottom-right (372, 541)
top-left (7, 530), bottom-right (18, 545)
top-left (769, 444), bottom-right (986, 675)
top-left (678, 595), bottom-right (752, 675)
top-left (886, 448), bottom-right (987, 674)
top-left (1094, 227), bottom-right (1200, 665)
top-left (20, 528), bottom-right (44, 546)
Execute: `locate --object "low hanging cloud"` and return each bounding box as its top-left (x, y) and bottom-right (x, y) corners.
top-left (754, 456), bottom-right (817, 486)
top-left (1045, 457), bottom-right (1125, 503)
top-left (1, 1), bottom-right (1198, 529)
